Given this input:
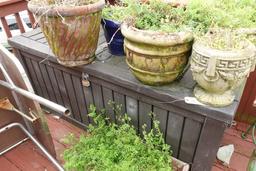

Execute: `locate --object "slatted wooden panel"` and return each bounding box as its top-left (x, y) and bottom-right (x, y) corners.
top-left (86, 78), bottom-right (204, 164)
top-left (10, 28), bottom-right (233, 170)
top-left (17, 51), bottom-right (204, 164)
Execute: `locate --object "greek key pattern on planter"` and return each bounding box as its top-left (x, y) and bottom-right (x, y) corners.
top-left (192, 51), bottom-right (253, 71)
top-left (191, 51), bottom-right (253, 81)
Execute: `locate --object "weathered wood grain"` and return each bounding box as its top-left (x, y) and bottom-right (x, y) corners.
top-left (166, 112), bottom-right (184, 158)
top-left (153, 106), bottom-right (168, 139)
top-left (72, 76), bottom-right (89, 125)
top-left (62, 72), bottom-right (82, 122)
top-left (126, 96), bottom-right (139, 132)
top-left (102, 87), bottom-right (115, 122)
top-left (138, 101), bottom-right (152, 134)
top-left (179, 119), bottom-right (202, 163)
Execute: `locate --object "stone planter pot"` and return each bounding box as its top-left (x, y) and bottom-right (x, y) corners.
top-left (28, 0), bottom-right (105, 67)
top-left (121, 22), bottom-right (193, 85)
top-left (190, 40), bottom-right (256, 107)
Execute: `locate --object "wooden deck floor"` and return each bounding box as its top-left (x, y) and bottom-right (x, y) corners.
top-left (0, 114), bottom-right (253, 171)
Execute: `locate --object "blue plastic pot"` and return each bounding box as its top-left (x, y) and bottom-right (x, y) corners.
top-left (101, 18), bottom-right (125, 56)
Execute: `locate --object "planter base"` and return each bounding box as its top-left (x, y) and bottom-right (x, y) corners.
top-left (57, 55), bottom-right (96, 67)
top-left (194, 85), bottom-right (235, 107)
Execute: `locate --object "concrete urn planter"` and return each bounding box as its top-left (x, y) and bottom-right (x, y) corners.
top-left (28, 0), bottom-right (105, 67)
top-left (190, 40), bottom-right (256, 107)
top-left (121, 22), bottom-right (193, 85)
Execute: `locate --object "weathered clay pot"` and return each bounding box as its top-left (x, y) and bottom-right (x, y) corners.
top-left (121, 22), bottom-right (193, 85)
top-left (190, 40), bottom-right (256, 107)
top-left (28, 0), bottom-right (105, 67)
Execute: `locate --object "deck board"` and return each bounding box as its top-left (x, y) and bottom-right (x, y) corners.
top-left (0, 156), bottom-right (20, 171)
top-left (4, 141), bottom-right (56, 171)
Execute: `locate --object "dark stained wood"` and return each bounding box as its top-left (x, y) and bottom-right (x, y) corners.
top-left (193, 118), bottom-right (226, 171)
top-left (31, 60), bottom-right (50, 99)
top-left (8, 29), bottom-right (243, 171)
top-left (72, 76), bottom-right (89, 125)
top-left (166, 113), bottom-right (184, 158)
top-left (102, 87), bottom-right (115, 122)
top-left (82, 83), bottom-right (94, 123)
top-left (153, 107), bottom-right (168, 139)
top-left (38, 63), bottom-right (57, 102)
top-left (138, 101), bottom-right (152, 134)
top-left (46, 66), bottom-right (64, 106)
top-left (81, 57), bottom-right (238, 123)
top-left (14, 12), bottom-right (25, 33)
top-left (23, 57), bottom-right (44, 97)
top-left (179, 119), bottom-right (202, 163)
top-left (91, 83), bottom-right (104, 111)
top-left (126, 96), bottom-right (139, 132)
top-left (113, 92), bottom-right (126, 115)
top-left (89, 75), bottom-right (205, 123)
top-left (53, 68), bottom-right (72, 117)
top-left (62, 72), bottom-right (82, 122)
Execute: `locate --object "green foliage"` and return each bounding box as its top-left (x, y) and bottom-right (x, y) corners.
top-left (198, 29), bottom-right (249, 50)
top-left (185, 0), bottom-right (256, 36)
top-left (63, 104), bottom-right (172, 171)
top-left (102, 0), bottom-right (256, 36)
top-left (31, 0), bottom-right (98, 6)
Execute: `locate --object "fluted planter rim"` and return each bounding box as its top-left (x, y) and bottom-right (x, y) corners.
top-left (28, 0), bottom-right (105, 17)
top-left (193, 40), bottom-right (256, 60)
top-left (121, 22), bottom-right (193, 46)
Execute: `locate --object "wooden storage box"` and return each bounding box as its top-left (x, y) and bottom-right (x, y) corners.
top-left (9, 28), bottom-right (241, 171)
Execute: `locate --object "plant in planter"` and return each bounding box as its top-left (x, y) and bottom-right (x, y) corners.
top-left (189, 0), bottom-right (256, 107)
top-left (121, 0), bottom-right (194, 85)
top-left (28, 0), bottom-right (105, 67)
top-left (191, 30), bottom-right (256, 107)
top-left (101, 1), bottom-right (128, 56)
top-left (63, 105), bottom-right (189, 171)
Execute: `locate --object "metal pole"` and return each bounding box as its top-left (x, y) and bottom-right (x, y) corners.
top-left (0, 64), bottom-right (70, 116)
top-left (0, 122), bottom-right (64, 171)
top-left (0, 80), bottom-right (70, 116)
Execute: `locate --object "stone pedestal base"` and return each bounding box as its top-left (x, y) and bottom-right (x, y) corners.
top-left (194, 85), bottom-right (235, 107)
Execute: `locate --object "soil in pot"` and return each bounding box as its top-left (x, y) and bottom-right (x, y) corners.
top-left (101, 18), bottom-right (125, 56)
top-left (28, 0), bottom-right (105, 67)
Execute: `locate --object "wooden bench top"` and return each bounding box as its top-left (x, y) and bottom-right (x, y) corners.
top-left (8, 28), bottom-right (243, 123)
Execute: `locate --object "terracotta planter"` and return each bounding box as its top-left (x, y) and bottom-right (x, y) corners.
top-left (28, 0), bottom-right (105, 67)
top-left (121, 22), bottom-right (193, 85)
top-left (190, 40), bottom-right (256, 107)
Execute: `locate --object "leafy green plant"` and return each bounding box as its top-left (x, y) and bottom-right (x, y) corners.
top-left (198, 29), bottom-right (250, 50)
top-left (184, 0), bottom-right (256, 35)
top-left (63, 104), bottom-right (172, 171)
top-left (30, 0), bottom-right (98, 6)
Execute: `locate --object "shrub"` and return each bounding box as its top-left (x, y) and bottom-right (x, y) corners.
top-left (63, 104), bottom-right (172, 171)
